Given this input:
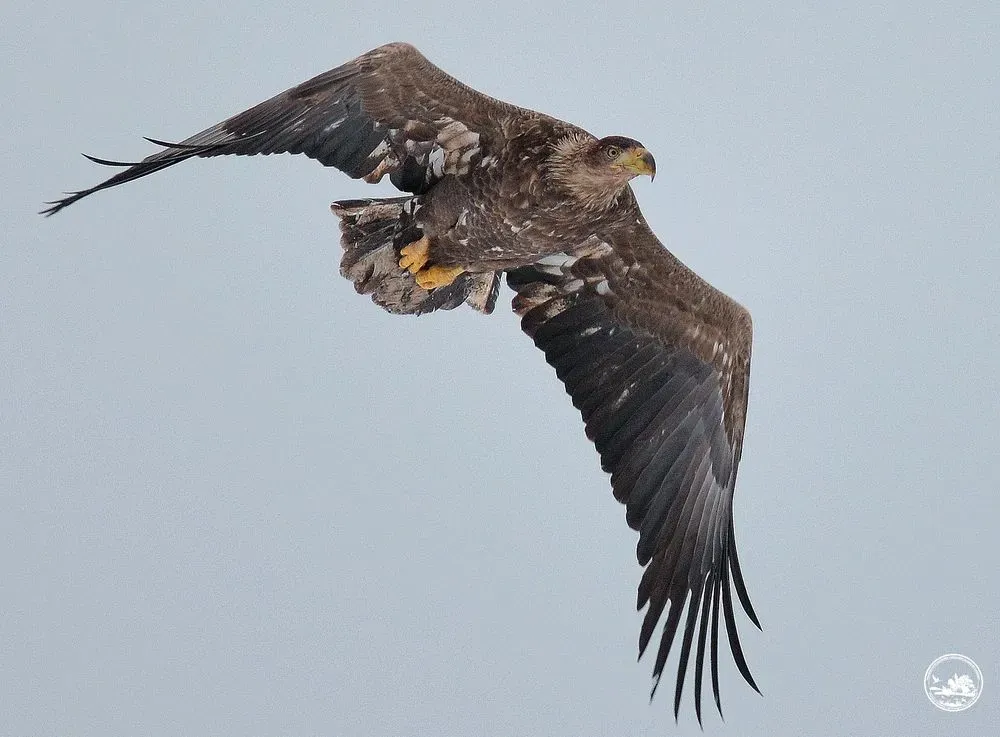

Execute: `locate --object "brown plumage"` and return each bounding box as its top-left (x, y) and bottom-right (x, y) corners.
top-left (43, 43), bottom-right (759, 722)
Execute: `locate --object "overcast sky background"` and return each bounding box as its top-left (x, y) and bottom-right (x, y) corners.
top-left (3, 1), bottom-right (998, 735)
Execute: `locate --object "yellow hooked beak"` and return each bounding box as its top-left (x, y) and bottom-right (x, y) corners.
top-left (615, 147), bottom-right (657, 181)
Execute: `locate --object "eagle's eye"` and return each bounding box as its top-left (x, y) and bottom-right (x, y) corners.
top-left (605, 146), bottom-right (621, 160)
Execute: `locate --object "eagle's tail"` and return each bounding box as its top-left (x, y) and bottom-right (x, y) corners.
top-left (331, 197), bottom-right (500, 315)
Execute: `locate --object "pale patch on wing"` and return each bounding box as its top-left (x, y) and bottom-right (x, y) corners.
top-left (512, 239), bottom-right (615, 314)
top-left (535, 252), bottom-right (578, 268)
top-left (366, 139), bottom-right (392, 160)
top-left (427, 146), bottom-right (446, 178)
top-left (463, 272), bottom-right (501, 314)
top-left (686, 323), bottom-right (735, 373)
top-left (318, 113), bottom-right (350, 135)
top-left (384, 117), bottom-right (482, 189)
top-left (363, 141), bottom-right (399, 183)
top-left (534, 252), bottom-right (578, 276)
top-left (434, 118), bottom-right (482, 175)
top-left (572, 235), bottom-right (614, 260)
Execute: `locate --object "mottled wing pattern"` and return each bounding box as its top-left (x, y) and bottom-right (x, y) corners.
top-left (332, 196), bottom-right (500, 315)
top-left (507, 217), bottom-right (759, 722)
top-left (42, 43), bottom-right (515, 215)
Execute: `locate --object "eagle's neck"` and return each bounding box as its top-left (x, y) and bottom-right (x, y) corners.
top-left (547, 133), bottom-right (627, 212)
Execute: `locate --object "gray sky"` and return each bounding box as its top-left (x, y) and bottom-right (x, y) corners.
top-left (4, 1), bottom-right (999, 735)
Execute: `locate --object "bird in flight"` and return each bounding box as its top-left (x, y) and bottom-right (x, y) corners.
top-left (44, 42), bottom-right (760, 722)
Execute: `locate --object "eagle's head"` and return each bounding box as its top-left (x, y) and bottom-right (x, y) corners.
top-left (549, 134), bottom-right (656, 209)
top-left (588, 136), bottom-right (656, 182)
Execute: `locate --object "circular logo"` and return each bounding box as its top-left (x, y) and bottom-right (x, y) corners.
top-left (924, 653), bottom-right (983, 712)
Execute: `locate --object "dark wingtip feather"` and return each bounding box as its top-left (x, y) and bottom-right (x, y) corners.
top-left (81, 152), bottom-right (144, 167)
top-left (672, 588), bottom-right (703, 722)
top-left (142, 136), bottom-right (209, 149)
top-left (722, 565), bottom-right (761, 694)
top-left (145, 135), bottom-right (255, 155)
top-left (39, 193), bottom-right (84, 217)
top-left (693, 576), bottom-right (713, 728)
top-left (81, 148), bottom-right (209, 167)
top-left (728, 524), bottom-right (762, 630)
top-left (709, 573), bottom-right (724, 717)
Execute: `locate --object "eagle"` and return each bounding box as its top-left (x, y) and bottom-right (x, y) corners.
top-left (44, 43), bottom-right (760, 722)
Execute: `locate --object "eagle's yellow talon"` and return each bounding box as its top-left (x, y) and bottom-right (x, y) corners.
top-left (399, 235), bottom-right (430, 274)
top-left (414, 264), bottom-right (466, 289)
top-left (399, 235), bottom-right (464, 289)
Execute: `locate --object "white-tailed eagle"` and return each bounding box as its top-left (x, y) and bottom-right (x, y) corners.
top-left (44, 42), bottom-right (760, 723)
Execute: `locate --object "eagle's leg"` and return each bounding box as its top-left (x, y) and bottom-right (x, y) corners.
top-left (399, 235), bottom-right (465, 289)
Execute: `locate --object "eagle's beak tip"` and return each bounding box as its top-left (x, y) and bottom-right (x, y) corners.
top-left (641, 149), bottom-right (657, 181)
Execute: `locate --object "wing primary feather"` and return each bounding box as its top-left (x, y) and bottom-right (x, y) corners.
top-left (721, 563), bottom-right (761, 693)
top-left (41, 157), bottom-right (194, 216)
top-left (141, 136), bottom-right (228, 149)
top-left (648, 419), bottom-right (720, 565)
top-left (637, 568), bottom-right (669, 656)
top-left (81, 150), bottom-right (204, 167)
top-left (710, 574), bottom-right (724, 717)
top-left (630, 421), bottom-right (703, 560)
top-left (693, 574), bottom-right (714, 726)
top-left (728, 519), bottom-right (762, 629)
top-left (625, 402), bottom-right (704, 539)
top-left (612, 387), bottom-right (703, 522)
top-left (673, 585), bottom-right (705, 721)
top-left (690, 471), bottom-right (727, 595)
top-left (637, 558), bottom-right (669, 652)
top-left (650, 593), bottom-right (687, 699)
top-left (653, 450), bottom-right (713, 588)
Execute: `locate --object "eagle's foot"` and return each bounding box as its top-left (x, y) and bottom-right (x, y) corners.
top-left (399, 235), bottom-right (464, 289)
top-left (399, 235), bottom-right (431, 275)
top-left (414, 264), bottom-right (465, 289)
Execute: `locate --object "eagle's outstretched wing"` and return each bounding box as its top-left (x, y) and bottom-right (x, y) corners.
top-left (42, 42), bottom-right (517, 215)
top-left (507, 211), bottom-right (759, 723)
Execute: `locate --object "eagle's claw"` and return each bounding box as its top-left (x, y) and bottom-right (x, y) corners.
top-left (414, 264), bottom-right (465, 289)
top-left (399, 235), bottom-right (431, 274)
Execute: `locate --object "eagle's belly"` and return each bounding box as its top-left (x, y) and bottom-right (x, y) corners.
top-left (416, 169), bottom-right (589, 272)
